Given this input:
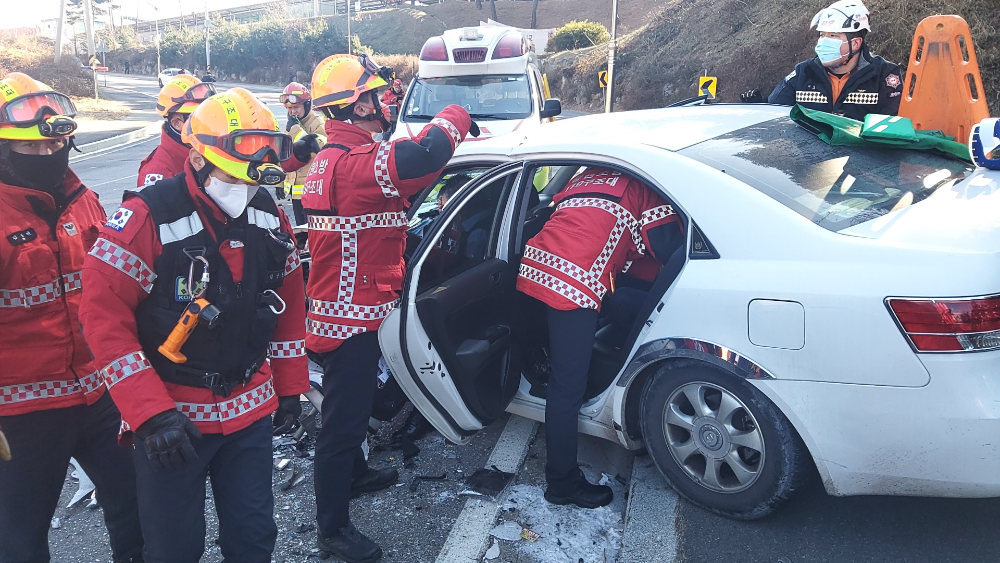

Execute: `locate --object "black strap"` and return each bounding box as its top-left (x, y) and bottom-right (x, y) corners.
top-left (322, 143), bottom-right (351, 152)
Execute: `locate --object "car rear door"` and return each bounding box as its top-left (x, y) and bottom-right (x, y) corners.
top-left (380, 161), bottom-right (528, 444)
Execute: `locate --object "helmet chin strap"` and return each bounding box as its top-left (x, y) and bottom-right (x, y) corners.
top-left (360, 90), bottom-right (392, 132)
top-left (829, 38), bottom-right (859, 74)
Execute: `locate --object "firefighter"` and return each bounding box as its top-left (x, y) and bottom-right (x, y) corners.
top-left (0, 72), bottom-right (144, 562)
top-left (380, 78), bottom-right (405, 112)
top-left (280, 81), bottom-right (325, 226)
top-left (80, 87), bottom-right (309, 563)
top-left (302, 53), bottom-right (475, 563)
top-left (137, 74), bottom-right (216, 187)
top-left (762, 0), bottom-right (902, 120)
top-left (517, 168), bottom-right (684, 509)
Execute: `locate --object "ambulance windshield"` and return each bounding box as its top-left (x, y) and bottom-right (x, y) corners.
top-left (403, 74), bottom-right (532, 121)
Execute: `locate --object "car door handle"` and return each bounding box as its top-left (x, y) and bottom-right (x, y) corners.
top-left (489, 271), bottom-right (502, 285)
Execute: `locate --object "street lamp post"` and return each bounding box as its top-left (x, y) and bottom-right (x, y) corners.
top-left (605, 0), bottom-right (619, 113)
top-left (204, 0), bottom-right (211, 73)
top-left (346, 0), bottom-right (352, 55)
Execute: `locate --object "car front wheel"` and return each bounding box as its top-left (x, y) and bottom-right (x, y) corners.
top-left (640, 359), bottom-right (809, 520)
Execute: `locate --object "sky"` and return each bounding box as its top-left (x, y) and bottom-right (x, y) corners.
top-left (4, 0), bottom-right (271, 30)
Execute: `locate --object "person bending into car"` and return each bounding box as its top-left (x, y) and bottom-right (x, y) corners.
top-left (517, 168), bottom-right (684, 509)
top-left (745, 1), bottom-right (902, 121)
top-left (302, 53), bottom-right (476, 563)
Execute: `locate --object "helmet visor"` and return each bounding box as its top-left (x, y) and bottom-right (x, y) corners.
top-left (0, 92), bottom-right (77, 125)
top-left (171, 82), bottom-right (217, 106)
top-left (280, 93), bottom-right (307, 105)
top-left (196, 130), bottom-right (293, 162)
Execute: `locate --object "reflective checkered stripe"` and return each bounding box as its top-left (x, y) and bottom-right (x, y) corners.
top-left (373, 142), bottom-right (399, 198)
top-left (176, 379), bottom-right (275, 423)
top-left (308, 211), bottom-right (408, 232)
top-left (844, 92), bottom-right (879, 105)
top-left (430, 117), bottom-right (463, 146)
top-left (284, 251), bottom-right (301, 275)
top-left (310, 298), bottom-right (399, 320)
top-left (339, 231), bottom-right (359, 304)
top-left (795, 91), bottom-right (828, 104)
top-left (100, 351), bottom-right (153, 388)
top-left (0, 271), bottom-right (83, 309)
top-left (1, 369), bottom-right (102, 405)
top-left (523, 246), bottom-right (606, 297)
top-left (518, 264), bottom-right (599, 310)
top-left (307, 319), bottom-right (367, 341)
top-left (641, 205), bottom-right (676, 227)
top-left (89, 238), bottom-right (157, 293)
top-left (268, 340), bottom-right (306, 359)
top-left (556, 198), bottom-right (641, 248)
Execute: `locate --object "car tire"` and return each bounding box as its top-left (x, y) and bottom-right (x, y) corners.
top-left (640, 359), bottom-right (809, 520)
top-left (158, 79), bottom-right (163, 87)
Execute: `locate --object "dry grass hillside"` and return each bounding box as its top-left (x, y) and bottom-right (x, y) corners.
top-left (0, 36), bottom-right (91, 96)
top-left (546, 0), bottom-right (999, 116)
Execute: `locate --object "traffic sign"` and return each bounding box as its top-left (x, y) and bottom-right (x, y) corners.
top-left (96, 41), bottom-right (109, 54)
top-left (598, 71), bottom-right (608, 89)
top-left (699, 76), bottom-right (717, 99)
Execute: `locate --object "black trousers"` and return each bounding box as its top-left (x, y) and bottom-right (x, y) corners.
top-left (132, 416), bottom-right (276, 563)
top-left (545, 306), bottom-right (599, 485)
top-left (291, 198), bottom-right (306, 227)
top-left (0, 393), bottom-right (143, 563)
top-left (313, 331), bottom-right (380, 536)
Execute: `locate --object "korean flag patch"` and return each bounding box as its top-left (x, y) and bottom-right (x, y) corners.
top-left (106, 207), bottom-right (134, 232)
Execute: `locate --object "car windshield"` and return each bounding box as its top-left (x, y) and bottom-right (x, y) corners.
top-left (679, 117), bottom-right (975, 232)
top-left (403, 74), bottom-right (532, 121)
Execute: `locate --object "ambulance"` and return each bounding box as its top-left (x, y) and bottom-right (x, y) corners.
top-left (390, 25), bottom-right (562, 149)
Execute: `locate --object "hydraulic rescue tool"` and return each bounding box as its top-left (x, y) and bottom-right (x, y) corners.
top-left (158, 255), bottom-right (222, 363)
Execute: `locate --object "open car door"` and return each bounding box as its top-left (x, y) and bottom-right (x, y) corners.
top-left (380, 161), bottom-right (527, 444)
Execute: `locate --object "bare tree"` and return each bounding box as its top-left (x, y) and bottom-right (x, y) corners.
top-left (531, 0), bottom-right (539, 28)
top-left (489, 0), bottom-right (497, 21)
top-left (476, 0), bottom-right (482, 9)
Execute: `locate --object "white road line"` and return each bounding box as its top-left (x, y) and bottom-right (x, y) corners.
top-left (87, 173), bottom-right (138, 188)
top-left (436, 415), bottom-right (538, 563)
top-left (618, 458), bottom-right (679, 563)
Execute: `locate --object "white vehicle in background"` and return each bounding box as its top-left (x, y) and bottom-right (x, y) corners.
top-left (157, 67), bottom-right (190, 87)
top-left (391, 25), bottom-right (562, 150)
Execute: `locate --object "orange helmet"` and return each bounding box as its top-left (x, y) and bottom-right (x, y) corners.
top-left (182, 87), bottom-right (292, 185)
top-left (311, 54), bottom-right (393, 110)
top-left (156, 74), bottom-right (216, 117)
top-left (0, 72), bottom-right (77, 141)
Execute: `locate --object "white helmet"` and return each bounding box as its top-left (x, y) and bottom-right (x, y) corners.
top-left (811, 1), bottom-right (871, 34)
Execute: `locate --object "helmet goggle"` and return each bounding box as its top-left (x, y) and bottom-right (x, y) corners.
top-left (359, 54), bottom-right (395, 84)
top-left (0, 91), bottom-right (78, 137)
top-left (166, 82), bottom-right (217, 113)
top-left (194, 130), bottom-right (293, 163)
top-left (280, 93), bottom-right (308, 105)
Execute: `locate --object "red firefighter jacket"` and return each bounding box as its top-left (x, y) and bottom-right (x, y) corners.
top-left (517, 168), bottom-right (684, 311)
top-left (301, 105), bottom-right (472, 353)
top-left (138, 123), bottom-right (309, 188)
top-left (1, 171), bottom-right (107, 416)
top-left (80, 162), bottom-right (309, 435)
top-left (381, 89), bottom-right (403, 110)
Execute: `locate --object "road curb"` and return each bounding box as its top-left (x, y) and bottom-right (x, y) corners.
top-left (618, 457), bottom-right (680, 562)
top-left (73, 122), bottom-right (160, 157)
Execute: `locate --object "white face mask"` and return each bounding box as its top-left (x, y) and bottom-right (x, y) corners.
top-left (204, 175), bottom-right (255, 218)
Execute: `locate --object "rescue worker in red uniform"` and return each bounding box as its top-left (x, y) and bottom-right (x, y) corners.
top-left (0, 72), bottom-right (144, 563)
top-left (517, 168), bottom-right (684, 508)
top-left (380, 78), bottom-right (405, 112)
top-left (280, 81), bottom-right (325, 226)
top-left (137, 74), bottom-right (216, 187)
top-left (80, 88), bottom-right (309, 563)
top-left (302, 54), bottom-right (475, 563)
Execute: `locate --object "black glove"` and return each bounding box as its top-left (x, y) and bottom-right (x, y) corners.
top-left (740, 89), bottom-right (764, 104)
top-left (292, 133), bottom-right (321, 163)
top-left (134, 409), bottom-right (202, 472)
top-left (275, 185), bottom-right (287, 200)
top-left (468, 121), bottom-right (481, 138)
top-left (272, 395), bottom-right (302, 435)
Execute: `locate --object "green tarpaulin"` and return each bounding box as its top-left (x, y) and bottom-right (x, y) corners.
top-left (789, 105), bottom-right (972, 162)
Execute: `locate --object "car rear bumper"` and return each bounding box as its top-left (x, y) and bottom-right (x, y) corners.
top-left (755, 352), bottom-right (1000, 498)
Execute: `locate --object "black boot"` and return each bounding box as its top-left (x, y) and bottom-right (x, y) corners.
top-left (544, 469), bottom-right (613, 509)
top-left (351, 466), bottom-right (399, 498)
top-left (391, 410), bottom-right (434, 445)
top-left (318, 523), bottom-right (382, 563)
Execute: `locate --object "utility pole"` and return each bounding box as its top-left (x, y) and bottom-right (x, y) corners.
top-left (153, 6), bottom-right (161, 76)
top-left (204, 0), bottom-right (211, 73)
top-left (346, 0), bottom-right (352, 54)
top-left (604, 0), bottom-right (618, 113)
top-left (83, 0), bottom-right (97, 58)
top-left (314, 0), bottom-right (320, 17)
top-left (54, 0), bottom-right (67, 63)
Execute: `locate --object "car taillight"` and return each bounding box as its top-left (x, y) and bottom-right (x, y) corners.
top-left (887, 295), bottom-right (1000, 352)
top-left (420, 37), bottom-right (448, 61)
top-left (492, 33), bottom-right (526, 59)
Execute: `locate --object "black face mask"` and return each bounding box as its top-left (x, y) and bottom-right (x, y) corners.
top-left (0, 140), bottom-right (72, 198)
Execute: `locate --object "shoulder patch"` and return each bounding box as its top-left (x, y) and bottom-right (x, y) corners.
top-left (105, 207), bottom-right (134, 232)
top-left (886, 73), bottom-right (902, 89)
top-left (142, 173), bottom-right (164, 186)
top-left (785, 69), bottom-right (797, 81)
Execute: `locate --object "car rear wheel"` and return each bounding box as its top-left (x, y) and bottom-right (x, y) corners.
top-left (640, 359), bottom-right (809, 520)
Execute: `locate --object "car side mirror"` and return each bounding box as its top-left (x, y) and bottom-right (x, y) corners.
top-left (540, 98), bottom-right (562, 119)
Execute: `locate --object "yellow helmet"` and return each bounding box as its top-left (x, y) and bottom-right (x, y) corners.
top-left (157, 74), bottom-right (216, 117)
top-left (311, 54), bottom-right (393, 110)
top-left (181, 88), bottom-right (292, 185)
top-left (0, 72), bottom-right (77, 141)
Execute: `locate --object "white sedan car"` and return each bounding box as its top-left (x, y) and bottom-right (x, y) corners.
top-left (157, 67), bottom-right (190, 87)
top-left (379, 105), bottom-right (1000, 519)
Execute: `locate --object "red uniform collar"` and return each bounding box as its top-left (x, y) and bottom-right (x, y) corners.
top-left (324, 119), bottom-right (378, 147)
top-left (160, 123), bottom-right (192, 163)
top-left (0, 168), bottom-right (86, 211)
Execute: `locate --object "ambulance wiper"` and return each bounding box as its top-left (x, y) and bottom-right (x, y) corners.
top-left (469, 113), bottom-right (514, 120)
top-left (405, 114), bottom-right (435, 120)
